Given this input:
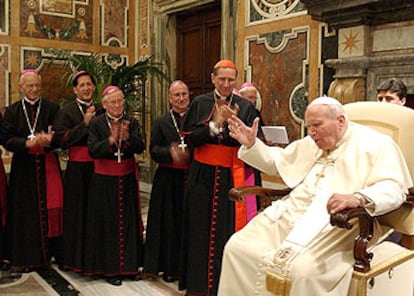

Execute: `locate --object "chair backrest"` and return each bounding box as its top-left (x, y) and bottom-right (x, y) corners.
top-left (344, 101), bottom-right (414, 234)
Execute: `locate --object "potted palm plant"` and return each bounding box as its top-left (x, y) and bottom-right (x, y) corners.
top-left (46, 49), bottom-right (169, 112)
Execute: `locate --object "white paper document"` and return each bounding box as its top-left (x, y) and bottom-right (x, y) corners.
top-left (261, 126), bottom-right (289, 144)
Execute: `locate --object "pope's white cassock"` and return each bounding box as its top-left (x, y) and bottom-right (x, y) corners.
top-left (218, 122), bottom-right (412, 296)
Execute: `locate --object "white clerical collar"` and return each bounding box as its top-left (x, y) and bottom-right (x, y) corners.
top-left (106, 112), bottom-right (124, 121)
top-left (171, 109), bottom-right (187, 117)
top-left (24, 97), bottom-right (40, 105)
top-left (76, 98), bottom-right (93, 107)
top-left (214, 89), bottom-right (227, 100)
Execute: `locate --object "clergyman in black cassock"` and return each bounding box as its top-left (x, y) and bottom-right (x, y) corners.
top-left (83, 85), bottom-right (145, 286)
top-left (144, 80), bottom-right (191, 282)
top-left (4, 69), bottom-right (63, 271)
top-left (53, 71), bottom-right (103, 272)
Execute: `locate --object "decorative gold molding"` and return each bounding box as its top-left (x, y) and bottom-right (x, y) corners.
top-left (100, 0), bottom-right (128, 47)
top-left (0, 0), bottom-right (9, 35)
top-left (138, 0), bottom-right (149, 49)
top-left (248, 0), bottom-right (306, 25)
top-left (328, 78), bottom-right (366, 104)
top-left (0, 45), bottom-right (10, 107)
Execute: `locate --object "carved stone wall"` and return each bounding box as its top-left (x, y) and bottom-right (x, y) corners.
top-left (303, 1), bottom-right (414, 104)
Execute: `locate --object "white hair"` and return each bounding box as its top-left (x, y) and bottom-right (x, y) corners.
top-left (308, 96), bottom-right (347, 119)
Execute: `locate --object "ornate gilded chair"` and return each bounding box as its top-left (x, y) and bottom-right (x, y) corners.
top-left (229, 101), bottom-right (414, 295)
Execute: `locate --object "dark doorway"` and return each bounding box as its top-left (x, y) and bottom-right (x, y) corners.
top-left (176, 2), bottom-right (221, 99)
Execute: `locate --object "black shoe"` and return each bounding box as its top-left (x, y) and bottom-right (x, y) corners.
top-left (58, 264), bottom-right (68, 271)
top-left (129, 274), bottom-right (142, 281)
top-left (0, 273), bottom-right (22, 284)
top-left (162, 274), bottom-right (179, 282)
top-left (22, 267), bottom-right (32, 273)
top-left (106, 277), bottom-right (122, 286)
top-left (0, 261), bottom-right (10, 271)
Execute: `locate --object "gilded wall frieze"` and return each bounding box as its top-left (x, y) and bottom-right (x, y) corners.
top-left (21, 0), bottom-right (92, 41)
top-left (249, 0), bottom-right (306, 24)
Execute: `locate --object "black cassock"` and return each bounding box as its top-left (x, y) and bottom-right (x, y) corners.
top-left (4, 98), bottom-right (63, 269)
top-left (53, 100), bottom-right (103, 272)
top-left (83, 113), bottom-right (145, 277)
top-left (179, 92), bottom-right (261, 295)
top-left (143, 110), bottom-right (189, 280)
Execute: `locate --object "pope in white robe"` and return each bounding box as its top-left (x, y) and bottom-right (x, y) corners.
top-left (217, 97), bottom-right (412, 296)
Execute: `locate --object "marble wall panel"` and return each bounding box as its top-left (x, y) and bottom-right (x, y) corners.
top-left (101, 0), bottom-right (128, 47)
top-left (248, 30), bottom-right (308, 141)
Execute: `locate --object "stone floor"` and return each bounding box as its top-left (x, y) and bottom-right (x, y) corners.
top-left (0, 182), bottom-right (184, 296)
top-left (0, 266), bottom-right (183, 296)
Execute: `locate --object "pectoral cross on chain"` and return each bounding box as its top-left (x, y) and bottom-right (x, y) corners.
top-left (27, 133), bottom-right (36, 141)
top-left (178, 136), bottom-right (187, 151)
top-left (114, 148), bottom-right (123, 163)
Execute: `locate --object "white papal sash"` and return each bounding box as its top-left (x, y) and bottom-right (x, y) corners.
top-left (267, 185), bottom-right (332, 295)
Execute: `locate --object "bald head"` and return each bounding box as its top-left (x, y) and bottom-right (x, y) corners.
top-left (169, 80), bottom-right (190, 114)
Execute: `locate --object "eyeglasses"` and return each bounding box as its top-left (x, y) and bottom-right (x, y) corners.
top-left (24, 83), bottom-right (41, 89)
top-left (106, 99), bottom-right (124, 106)
top-left (171, 92), bottom-right (189, 99)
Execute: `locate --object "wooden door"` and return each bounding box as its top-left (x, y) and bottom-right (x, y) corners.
top-left (176, 3), bottom-right (221, 99)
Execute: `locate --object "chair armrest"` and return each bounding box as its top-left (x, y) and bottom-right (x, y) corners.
top-left (330, 207), bottom-right (374, 272)
top-left (229, 186), bottom-right (291, 210)
top-left (405, 191), bottom-right (414, 205)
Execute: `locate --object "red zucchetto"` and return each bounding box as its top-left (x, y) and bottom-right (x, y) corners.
top-left (102, 85), bottom-right (121, 97)
top-left (20, 69), bottom-right (38, 79)
top-left (213, 59), bottom-right (236, 70)
top-left (72, 70), bottom-right (86, 82)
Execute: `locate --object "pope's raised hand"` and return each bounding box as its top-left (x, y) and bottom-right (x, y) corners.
top-left (228, 116), bottom-right (259, 148)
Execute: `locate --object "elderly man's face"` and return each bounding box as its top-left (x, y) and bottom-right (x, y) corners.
top-left (19, 73), bottom-right (41, 101)
top-left (305, 105), bottom-right (346, 151)
top-left (103, 90), bottom-right (125, 118)
top-left (168, 82), bottom-right (190, 114)
top-left (211, 68), bottom-right (237, 97)
top-left (377, 90), bottom-right (405, 105)
top-left (241, 88), bottom-right (258, 104)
